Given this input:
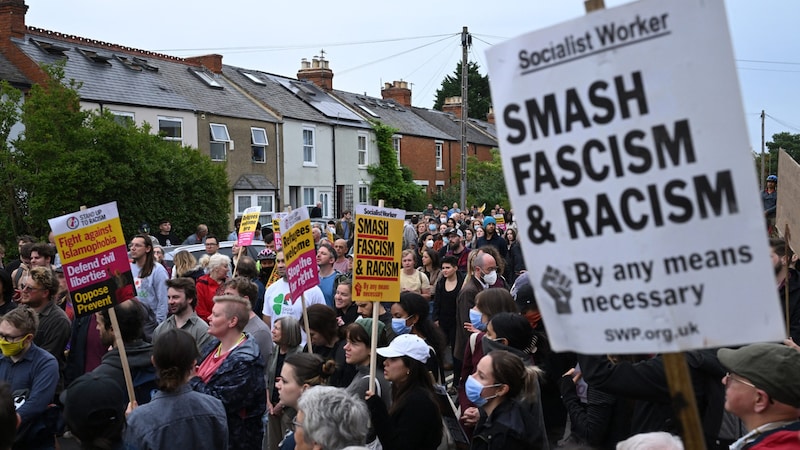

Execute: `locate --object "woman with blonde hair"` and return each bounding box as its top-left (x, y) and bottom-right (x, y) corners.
top-left (171, 250), bottom-right (204, 280)
top-left (399, 249), bottom-right (430, 301)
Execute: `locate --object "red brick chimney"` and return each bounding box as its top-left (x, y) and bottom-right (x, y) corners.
top-left (443, 96), bottom-right (463, 119)
top-left (0, 0), bottom-right (27, 39)
top-left (0, 0), bottom-right (48, 85)
top-left (486, 107), bottom-right (495, 124)
top-left (297, 56), bottom-right (333, 90)
top-left (381, 80), bottom-right (411, 107)
top-left (185, 54), bottom-right (223, 74)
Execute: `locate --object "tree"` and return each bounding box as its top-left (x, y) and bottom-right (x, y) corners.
top-left (754, 131), bottom-right (800, 180)
top-left (430, 149), bottom-right (507, 209)
top-left (0, 62), bottom-right (230, 248)
top-left (463, 148), bottom-right (508, 208)
top-left (0, 81), bottom-right (24, 242)
top-left (433, 61), bottom-right (492, 120)
top-left (367, 121), bottom-right (426, 210)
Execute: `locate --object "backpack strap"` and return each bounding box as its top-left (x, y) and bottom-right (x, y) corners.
top-left (469, 332), bottom-right (479, 355)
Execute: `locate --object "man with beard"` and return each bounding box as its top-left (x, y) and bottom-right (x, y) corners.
top-left (153, 278), bottom-right (213, 352)
top-left (19, 266), bottom-right (70, 391)
top-left (89, 299), bottom-right (157, 406)
top-left (476, 216), bottom-right (507, 259)
top-left (443, 227), bottom-right (469, 273)
top-left (771, 238), bottom-right (800, 342)
top-left (129, 234), bottom-right (169, 328)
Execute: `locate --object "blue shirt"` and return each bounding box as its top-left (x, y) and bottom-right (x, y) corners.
top-left (0, 344), bottom-right (58, 426)
top-left (318, 271), bottom-right (338, 308)
top-left (124, 384), bottom-right (228, 450)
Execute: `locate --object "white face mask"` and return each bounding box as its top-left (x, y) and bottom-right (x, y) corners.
top-left (426, 240), bottom-right (434, 249)
top-left (482, 269), bottom-right (498, 286)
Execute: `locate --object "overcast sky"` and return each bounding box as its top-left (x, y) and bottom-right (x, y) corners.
top-left (26, 0), bottom-right (799, 156)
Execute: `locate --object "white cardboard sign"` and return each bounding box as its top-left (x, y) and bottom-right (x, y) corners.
top-left (486, 0), bottom-right (784, 353)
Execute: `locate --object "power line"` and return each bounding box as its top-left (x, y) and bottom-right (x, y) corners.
top-left (765, 114), bottom-right (800, 133)
top-left (154, 33), bottom-right (457, 54)
top-left (737, 58), bottom-right (800, 66)
top-left (737, 67), bottom-right (800, 73)
top-left (337, 34), bottom-right (459, 76)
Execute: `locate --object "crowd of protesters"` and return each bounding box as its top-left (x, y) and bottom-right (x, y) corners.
top-left (1, 192), bottom-right (800, 450)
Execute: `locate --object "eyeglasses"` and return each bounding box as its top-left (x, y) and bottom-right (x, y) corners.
top-left (291, 417), bottom-right (304, 432)
top-left (724, 372), bottom-right (756, 389)
top-left (0, 333), bottom-right (25, 342)
top-left (20, 285), bottom-right (44, 292)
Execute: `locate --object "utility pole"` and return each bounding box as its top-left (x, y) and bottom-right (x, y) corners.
top-left (460, 26), bottom-right (471, 211)
top-left (761, 109), bottom-right (765, 190)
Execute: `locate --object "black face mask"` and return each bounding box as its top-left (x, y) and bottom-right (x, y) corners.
top-left (481, 335), bottom-right (509, 354)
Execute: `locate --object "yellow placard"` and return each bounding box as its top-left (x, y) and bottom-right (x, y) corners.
top-left (352, 205), bottom-right (405, 302)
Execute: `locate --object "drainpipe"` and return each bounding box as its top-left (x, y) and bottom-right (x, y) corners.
top-left (332, 121), bottom-right (337, 217)
top-left (275, 122), bottom-right (282, 213)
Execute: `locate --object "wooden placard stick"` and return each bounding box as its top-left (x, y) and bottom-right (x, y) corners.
top-left (663, 352), bottom-right (707, 450)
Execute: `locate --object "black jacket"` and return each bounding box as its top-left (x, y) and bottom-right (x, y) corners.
top-left (471, 398), bottom-right (543, 450)
top-left (367, 386), bottom-right (442, 450)
top-left (577, 350), bottom-right (726, 447)
top-left (780, 267), bottom-right (800, 342)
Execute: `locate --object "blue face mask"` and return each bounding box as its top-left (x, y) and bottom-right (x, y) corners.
top-left (469, 308), bottom-right (486, 331)
top-left (429, 224), bottom-right (437, 231)
top-left (392, 317), bottom-right (412, 335)
top-left (442, 237), bottom-right (450, 246)
top-left (465, 375), bottom-right (501, 407)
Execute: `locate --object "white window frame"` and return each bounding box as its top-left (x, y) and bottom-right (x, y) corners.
top-left (110, 110), bottom-right (134, 126)
top-left (435, 141), bottom-right (443, 170)
top-left (303, 126), bottom-right (316, 166)
top-left (357, 132), bottom-right (368, 166)
top-left (251, 127), bottom-right (268, 163)
top-left (210, 123), bottom-right (231, 161)
top-left (235, 191), bottom-right (275, 221)
top-left (303, 187), bottom-right (316, 206)
top-left (358, 184), bottom-right (369, 204)
top-left (158, 116), bottom-right (183, 144)
top-left (436, 180), bottom-right (445, 194)
top-left (392, 134), bottom-right (402, 165)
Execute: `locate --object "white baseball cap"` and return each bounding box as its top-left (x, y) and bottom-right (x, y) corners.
top-left (376, 334), bottom-right (430, 364)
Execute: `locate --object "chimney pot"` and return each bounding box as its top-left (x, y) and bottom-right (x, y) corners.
top-left (297, 55), bottom-right (334, 90)
top-left (380, 79), bottom-right (412, 107)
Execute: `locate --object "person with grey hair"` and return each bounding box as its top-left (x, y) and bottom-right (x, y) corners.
top-left (295, 386), bottom-right (369, 450)
top-left (266, 316), bottom-right (303, 450)
top-left (616, 431), bottom-right (684, 450)
top-left (196, 253), bottom-right (231, 322)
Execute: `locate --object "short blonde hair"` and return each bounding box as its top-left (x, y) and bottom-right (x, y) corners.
top-left (212, 295), bottom-right (250, 331)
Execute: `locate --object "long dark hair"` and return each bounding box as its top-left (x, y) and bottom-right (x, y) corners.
top-left (134, 234), bottom-right (156, 278)
top-left (398, 292), bottom-right (446, 364)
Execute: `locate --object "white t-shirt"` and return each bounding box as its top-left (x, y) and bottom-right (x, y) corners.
top-left (263, 278), bottom-right (327, 346)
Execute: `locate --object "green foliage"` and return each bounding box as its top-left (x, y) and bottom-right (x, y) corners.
top-left (429, 149), bottom-right (507, 209)
top-left (366, 121), bottom-right (426, 210)
top-left (0, 62), bottom-right (230, 248)
top-left (464, 148), bottom-right (508, 208)
top-left (0, 80), bottom-right (24, 242)
top-left (755, 131), bottom-right (800, 178)
top-left (433, 61), bottom-right (492, 120)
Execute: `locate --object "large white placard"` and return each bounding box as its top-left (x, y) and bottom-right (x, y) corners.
top-left (486, 0), bottom-right (784, 353)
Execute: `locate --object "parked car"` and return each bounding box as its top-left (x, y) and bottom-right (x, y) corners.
top-left (163, 240), bottom-right (266, 269)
